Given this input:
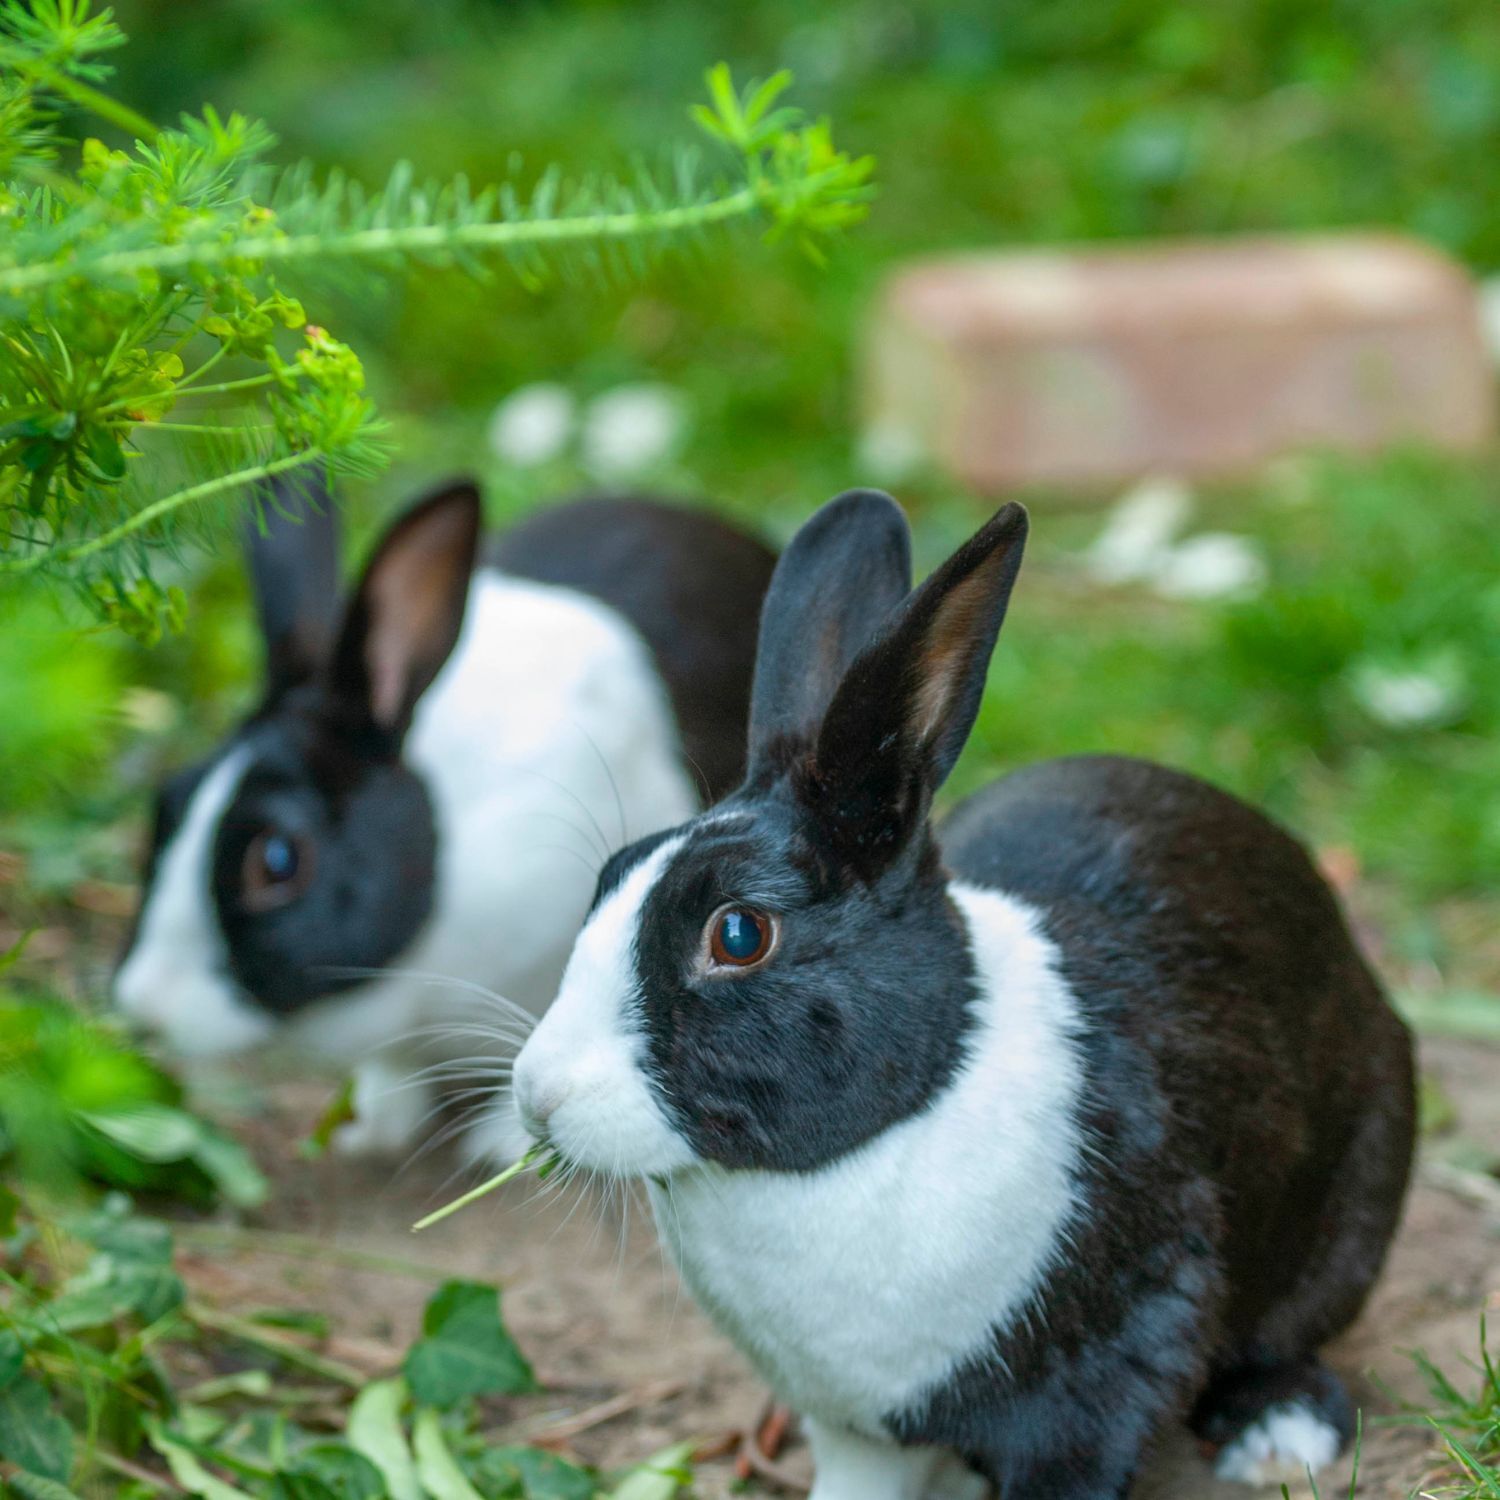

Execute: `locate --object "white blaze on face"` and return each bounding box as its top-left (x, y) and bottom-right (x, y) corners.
top-left (511, 835), bottom-right (696, 1178)
top-left (113, 747), bottom-right (274, 1056)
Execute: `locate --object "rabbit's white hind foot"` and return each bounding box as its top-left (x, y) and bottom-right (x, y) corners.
top-left (332, 1057), bottom-right (433, 1156)
top-left (805, 1421), bottom-right (946, 1500)
top-left (1214, 1402), bottom-right (1342, 1487)
top-left (926, 1452), bottom-right (991, 1500)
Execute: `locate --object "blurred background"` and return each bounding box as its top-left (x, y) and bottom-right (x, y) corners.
top-left (3, 0), bottom-right (1498, 1021)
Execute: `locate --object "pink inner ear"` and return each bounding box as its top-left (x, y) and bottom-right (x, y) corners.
top-left (914, 568), bottom-right (992, 744)
top-left (362, 505), bottom-right (471, 730)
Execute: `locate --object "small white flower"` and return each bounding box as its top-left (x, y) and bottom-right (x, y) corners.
top-left (1085, 476), bottom-right (1194, 585)
top-left (856, 421), bottom-right (925, 484)
top-left (1152, 532), bottom-right (1268, 602)
top-left (119, 687), bottom-right (177, 734)
top-left (488, 384), bottom-right (576, 467)
top-left (1350, 654), bottom-right (1470, 730)
top-left (581, 384), bottom-right (687, 480)
top-left (1478, 274), bottom-right (1500, 366)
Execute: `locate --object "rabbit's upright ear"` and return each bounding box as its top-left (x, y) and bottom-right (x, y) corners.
top-left (245, 471), bottom-right (342, 697)
top-left (806, 502), bottom-right (1029, 871)
top-left (327, 480), bottom-right (482, 746)
top-left (746, 489), bottom-right (912, 776)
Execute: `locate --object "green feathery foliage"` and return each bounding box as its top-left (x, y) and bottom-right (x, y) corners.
top-left (0, 4), bottom-right (874, 640)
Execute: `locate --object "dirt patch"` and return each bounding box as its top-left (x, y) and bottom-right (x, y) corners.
top-left (178, 1037), bottom-right (1499, 1498)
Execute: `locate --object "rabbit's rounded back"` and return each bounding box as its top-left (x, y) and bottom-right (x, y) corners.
top-left (489, 496), bottom-right (776, 803)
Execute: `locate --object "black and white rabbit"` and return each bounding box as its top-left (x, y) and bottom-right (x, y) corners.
top-left (114, 477), bottom-right (775, 1156)
top-left (511, 490), bottom-right (1416, 1499)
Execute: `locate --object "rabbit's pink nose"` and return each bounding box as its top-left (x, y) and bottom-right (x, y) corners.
top-left (516, 1078), bottom-right (563, 1140)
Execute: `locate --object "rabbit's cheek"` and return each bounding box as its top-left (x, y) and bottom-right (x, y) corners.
top-left (512, 834), bottom-right (695, 1178)
top-left (114, 747), bottom-right (273, 1057)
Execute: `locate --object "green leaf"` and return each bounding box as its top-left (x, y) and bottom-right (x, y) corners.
top-left (0, 931), bottom-right (33, 976)
top-left (270, 1477), bottom-right (340, 1500)
top-left (470, 1446), bottom-right (595, 1500)
top-left (80, 1104), bottom-right (267, 1208)
top-left (412, 1409), bottom-right (486, 1500)
top-left (301, 1078), bottom-right (358, 1159)
top-left (189, 1126), bottom-right (269, 1209)
top-left (43, 1251), bottom-right (185, 1331)
top-left (601, 1441), bottom-right (696, 1500)
top-left (0, 1375), bottom-right (73, 1483)
top-left (81, 424), bottom-right (126, 481)
top-left (0, 1182), bottom-right (18, 1238)
top-left (277, 1446), bottom-right (386, 1500)
top-left (181, 1370), bottom-right (275, 1404)
top-left (145, 1419), bottom-right (257, 1500)
top-left (5, 1472), bottom-right (86, 1500)
top-left (1400, 990), bottom-right (1500, 1043)
top-left (0, 1330), bottom-right (24, 1390)
top-left (81, 1104), bottom-right (206, 1161)
top-left (403, 1282), bottom-right (536, 1408)
top-left (346, 1378), bottom-right (421, 1500)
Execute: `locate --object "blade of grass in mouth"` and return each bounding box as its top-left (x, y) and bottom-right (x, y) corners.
top-left (411, 1143), bottom-right (562, 1231)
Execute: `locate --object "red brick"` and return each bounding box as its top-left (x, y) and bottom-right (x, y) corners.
top-left (862, 234), bottom-right (1496, 493)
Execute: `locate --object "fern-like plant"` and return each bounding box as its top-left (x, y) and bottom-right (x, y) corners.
top-left (0, 2), bottom-right (874, 640)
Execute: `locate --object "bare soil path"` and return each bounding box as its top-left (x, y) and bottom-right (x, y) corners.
top-left (174, 1036), bottom-right (1500, 1499)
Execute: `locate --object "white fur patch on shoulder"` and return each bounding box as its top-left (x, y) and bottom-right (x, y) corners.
top-left (1214, 1402), bottom-right (1343, 1487)
top-left (651, 880), bottom-right (1087, 1433)
top-left (113, 747), bottom-right (273, 1056)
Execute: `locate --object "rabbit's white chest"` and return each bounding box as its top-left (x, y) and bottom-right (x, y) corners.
top-left (651, 883), bottom-right (1087, 1433)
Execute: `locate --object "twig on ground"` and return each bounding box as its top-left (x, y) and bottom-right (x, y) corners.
top-left (516, 1378), bottom-right (689, 1447)
top-left (185, 1302), bottom-right (367, 1388)
top-left (94, 1450), bottom-right (183, 1493)
top-left (1423, 1159), bottom-right (1500, 1218)
top-left (691, 1431), bottom-right (742, 1463)
top-left (736, 1399), bottom-right (808, 1493)
top-left (175, 1223), bottom-right (452, 1282)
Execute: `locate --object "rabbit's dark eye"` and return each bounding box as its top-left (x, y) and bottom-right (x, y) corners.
top-left (708, 906), bottom-right (777, 970)
top-left (242, 829), bottom-right (314, 912)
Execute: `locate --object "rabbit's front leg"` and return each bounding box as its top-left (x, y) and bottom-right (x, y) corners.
top-left (333, 1053), bottom-right (432, 1156)
top-left (805, 1421), bottom-right (947, 1500)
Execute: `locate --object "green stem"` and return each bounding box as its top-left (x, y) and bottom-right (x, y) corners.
top-left (170, 372), bottom-right (280, 400)
top-left (36, 66), bottom-right (161, 143)
top-left (0, 448), bottom-right (323, 574)
top-left (166, 339), bottom-right (229, 388)
top-left (184, 1301), bottom-right (366, 1388)
top-left (93, 1449), bottom-right (181, 1494)
top-left (97, 370), bottom-right (277, 417)
top-left (173, 1222), bottom-right (450, 1282)
top-left (0, 187), bottom-right (762, 295)
top-left (411, 1144), bottom-right (546, 1232)
top-left (119, 420), bottom-right (276, 434)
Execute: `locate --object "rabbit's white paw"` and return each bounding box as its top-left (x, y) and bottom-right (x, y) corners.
top-left (332, 1058), bottom-right (431, 1156)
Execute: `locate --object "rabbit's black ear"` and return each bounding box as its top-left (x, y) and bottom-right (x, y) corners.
top-left (245, 470), bottom-right (342, 696)
top-left (808, 502), bottom-right (1028, 869)
top-left (327, 480), bottom-right (482, 746)
top-left (747, 490), bottom-right (912, 774)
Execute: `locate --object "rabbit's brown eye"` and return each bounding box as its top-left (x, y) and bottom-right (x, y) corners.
top-left (708, 906), bottom-right (776, 970)
top-left (242, 830), bottom-right (313, 912)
